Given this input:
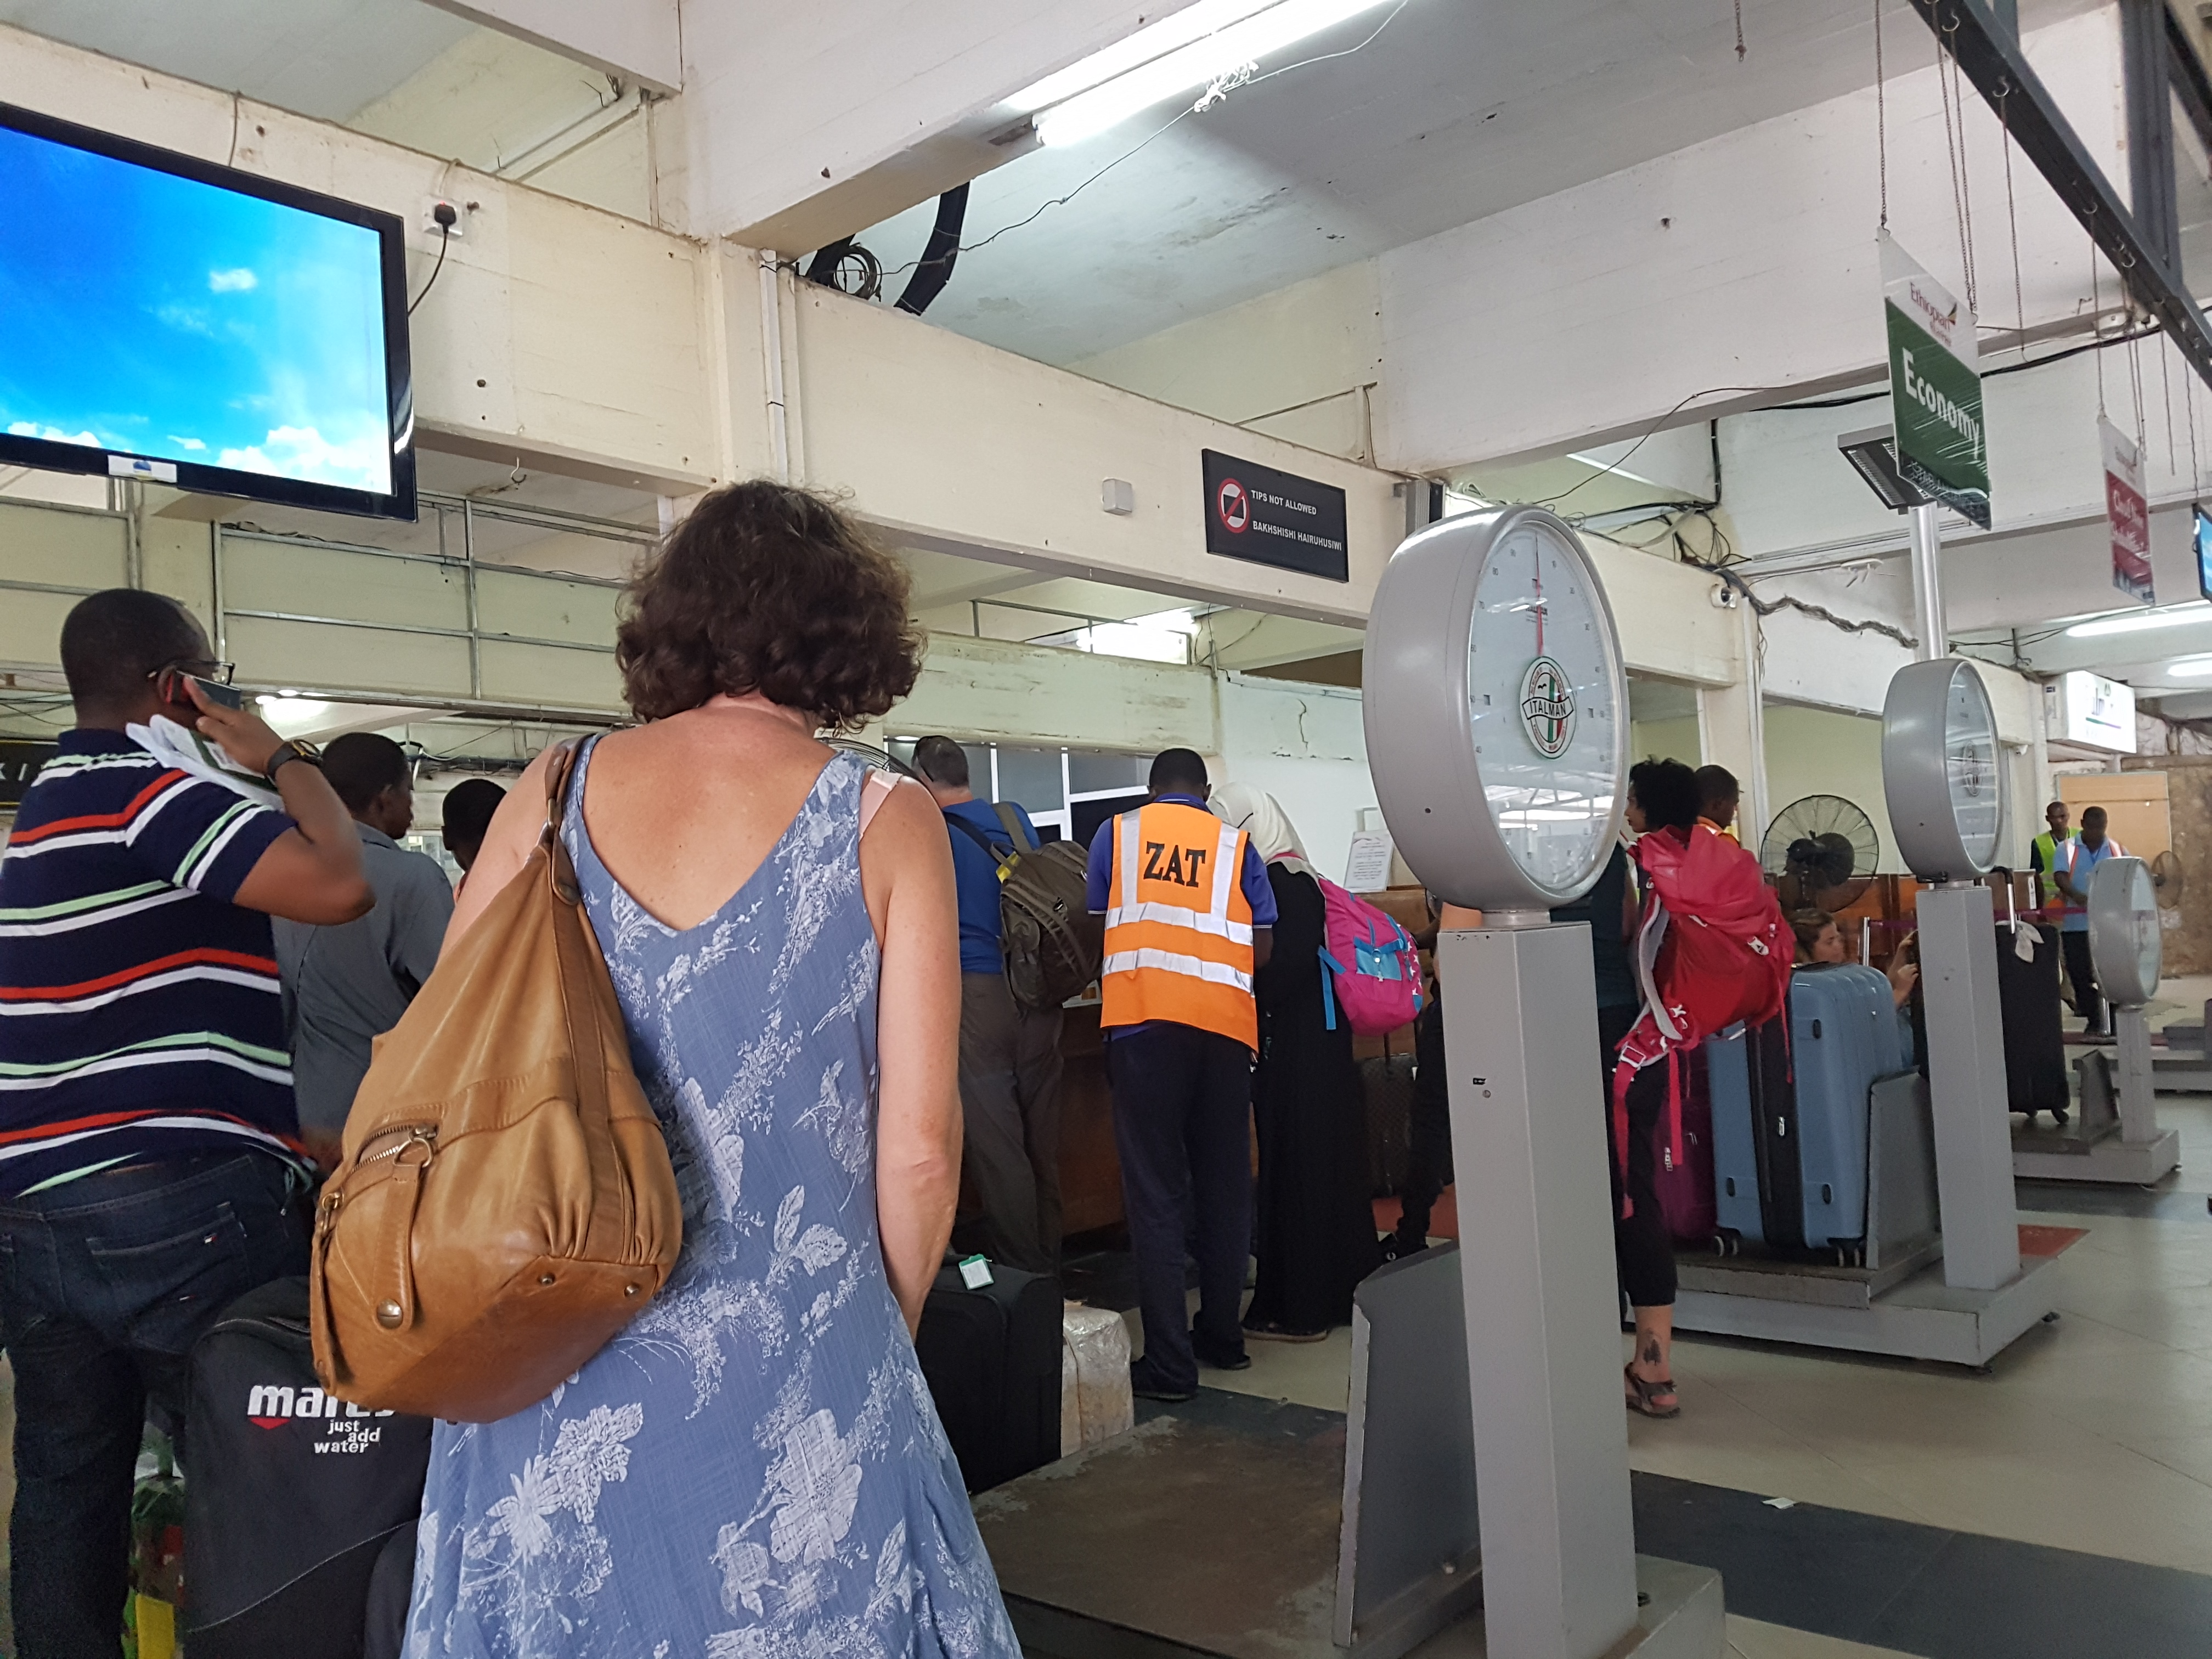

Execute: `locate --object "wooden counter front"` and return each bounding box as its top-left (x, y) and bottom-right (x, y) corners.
top-left (1057, 1003), bottom-right (1125, 1238)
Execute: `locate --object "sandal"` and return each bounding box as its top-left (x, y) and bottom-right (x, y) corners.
top-left (1243, 1319), bottom-right (1329, 1343)
top-left (1624, 1366), bottom-right (1680, 1419)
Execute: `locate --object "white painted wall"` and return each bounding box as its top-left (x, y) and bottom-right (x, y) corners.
top-left (791, 282), bottom-right (1406, 626)
top-left (1214, 673), bottom-right (1374, 885)
top-left (1375, 8), bottom-right (2126, 476)
top-left (1070, 262), bottom-right (1386, 462)
top-left (1763, 703), bottom-right (1900, 873)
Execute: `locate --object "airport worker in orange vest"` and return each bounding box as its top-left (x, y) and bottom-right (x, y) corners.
top-left (1085, 748), bottom-right (1277, 1402)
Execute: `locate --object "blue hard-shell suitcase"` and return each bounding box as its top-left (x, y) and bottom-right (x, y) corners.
top-left (1707, 964), bottom-right (1908, 1252)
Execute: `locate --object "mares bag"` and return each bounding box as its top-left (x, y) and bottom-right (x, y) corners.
top-left (311, 738), bottom-right (682, 1421)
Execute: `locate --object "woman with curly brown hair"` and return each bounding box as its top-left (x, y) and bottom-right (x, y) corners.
top-left (407, 482), bottom-right (1020, 1657)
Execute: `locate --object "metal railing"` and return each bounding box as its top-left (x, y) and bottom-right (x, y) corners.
top-left (0, 487), bottom-right (651, 724)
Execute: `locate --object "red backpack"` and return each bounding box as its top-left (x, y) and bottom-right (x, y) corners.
top-left (1610, 826), bottom-right (1789, 1215)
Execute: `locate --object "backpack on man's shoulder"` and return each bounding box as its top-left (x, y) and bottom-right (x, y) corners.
top-left (947, 805), bottom-right (1103, 1013)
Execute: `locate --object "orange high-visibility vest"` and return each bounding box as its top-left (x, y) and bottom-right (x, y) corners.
top-left (1101, 800), bottom-right (1258, 1051)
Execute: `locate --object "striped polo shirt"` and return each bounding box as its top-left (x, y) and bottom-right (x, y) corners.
top-left (0, 727), bottom-right (302, 1194)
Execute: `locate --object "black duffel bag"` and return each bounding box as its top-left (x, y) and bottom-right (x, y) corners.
top-left (184, 1276), bottom-right (432, 1658)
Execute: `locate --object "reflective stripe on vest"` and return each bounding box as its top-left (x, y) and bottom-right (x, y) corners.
top-left (1101, 801), bottom-right (1257, 1050)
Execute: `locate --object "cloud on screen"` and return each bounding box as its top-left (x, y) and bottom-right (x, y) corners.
top-left (8, 421), bottom-right (99, 446)
top-left (220, 424), bottom-right (385, 491)
top-left (0, 127), bottom-right (390, 496)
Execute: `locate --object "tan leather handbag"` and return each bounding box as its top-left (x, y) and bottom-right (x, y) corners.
top-left (310, 740), bottom-right (682, 1421)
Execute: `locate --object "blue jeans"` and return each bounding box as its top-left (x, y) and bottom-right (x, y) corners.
top-left (0, 1150), bottom-right (306, 1659)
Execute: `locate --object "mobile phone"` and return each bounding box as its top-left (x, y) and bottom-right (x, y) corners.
top-left (187, 674), bottom-right (245, 711)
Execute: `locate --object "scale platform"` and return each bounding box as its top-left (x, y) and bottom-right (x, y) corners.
top-left (2012, 1045), bottom-right (2183, 1186)
top-left (1673, 1252), bottom-right (2060, 1367)
top-left (973, 1386), bottom-right (1724, 1659)
top-left (2150, 1024), bottom-right (2212, 1093)
top-left (2012, 1118), bottom-right (2181, 1184)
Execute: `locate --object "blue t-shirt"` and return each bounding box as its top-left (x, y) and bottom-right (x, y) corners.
top-left (943, 798), bottom-right (1041, 975)
top-left (1082, 793), bottom-right (1279, 926)
top-left (2053, 835), bottom-right (2123, 932)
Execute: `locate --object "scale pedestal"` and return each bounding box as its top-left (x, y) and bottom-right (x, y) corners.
top-left (1438, 923), bottom-right (1724, 1659)
top-left (1673, 883), bottom-right (2057, 1365)
top-left (2012, 1005), bottom-right (2181, 1184)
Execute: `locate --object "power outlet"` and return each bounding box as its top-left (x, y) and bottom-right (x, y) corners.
top-left (421, 198), bottom-right (466, 239)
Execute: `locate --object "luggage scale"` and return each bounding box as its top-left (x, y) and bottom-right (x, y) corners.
top-left (1362, 504), bottom-right (1724, 1659)
top-left (1665, 658), bottom-right (2059, 1366)
top-left (2011, 856), bottom-right (2182, 1184)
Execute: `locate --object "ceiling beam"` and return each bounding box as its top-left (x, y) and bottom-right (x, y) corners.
top-left (418, 0), bottom-right (680, 94)
top-left (1911, 0), bottom-right (2212, 389)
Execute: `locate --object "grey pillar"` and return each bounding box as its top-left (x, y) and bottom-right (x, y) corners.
top-left (1908, 503), bottom-right (1945, 662)
top-left (1915, 884), bottom-right (2023, 1290)
top-left (1440, 923), bottom-right (1638, 1659)
top-left (2115, 1004), bottom-right (2159, 1143)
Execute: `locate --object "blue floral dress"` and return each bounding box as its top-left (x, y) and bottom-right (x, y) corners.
top-left (405, 744), bottom-right (1020, 1659)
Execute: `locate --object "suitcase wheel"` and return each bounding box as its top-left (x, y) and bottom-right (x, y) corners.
top-left (1714, 1229), bottom-right (1741, 1257)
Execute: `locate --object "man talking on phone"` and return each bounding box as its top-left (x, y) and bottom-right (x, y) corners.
top-left (0, 589), bottom-right (370, 1656)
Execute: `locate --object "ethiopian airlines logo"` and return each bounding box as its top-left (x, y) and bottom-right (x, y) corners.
top-left (1519, 656), bottom-right (1575, 759)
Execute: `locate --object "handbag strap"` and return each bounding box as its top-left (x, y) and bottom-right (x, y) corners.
top-left (542, 737), bottom-right (633, 1246)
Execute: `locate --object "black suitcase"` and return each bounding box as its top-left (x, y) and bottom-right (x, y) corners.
top-left (184, 1277), bottom-right (432, 1658)
top-left (1361, 1049), bottom-right (1418, 1197)
top-left (1735, 1014), bottom-right (1805, 1249)
top-left (914, 1260), bottom-right (1061, 1493)
top-left (1995, 925), bottom-right (2068, 1120)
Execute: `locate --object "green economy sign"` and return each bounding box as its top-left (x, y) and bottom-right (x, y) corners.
top-left (1881, 233), bottom-right (1989, 530)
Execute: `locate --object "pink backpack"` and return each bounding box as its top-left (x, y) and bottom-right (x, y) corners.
top-left (1316, 878), bottom-right (1423, 1036)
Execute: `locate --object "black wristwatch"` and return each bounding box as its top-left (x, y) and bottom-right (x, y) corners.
top-left (264, 739), bottom-right (324, 785)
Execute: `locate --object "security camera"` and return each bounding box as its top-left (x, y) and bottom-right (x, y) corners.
top-left (1709, 582), bottom-right (1741, 611)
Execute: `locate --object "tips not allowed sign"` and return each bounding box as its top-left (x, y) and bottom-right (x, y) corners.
top-left (1881, 233), bottom-right (1990, 530)
top-left (1201, 449), bottom-right (1350, 582)
top-left (2101, 417), bottom-right (2154, 604)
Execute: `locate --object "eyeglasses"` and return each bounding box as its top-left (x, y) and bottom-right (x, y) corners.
top-left (148, 659), bottom-right (236, 687)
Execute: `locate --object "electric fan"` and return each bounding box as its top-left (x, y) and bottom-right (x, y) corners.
top-left (1760, 794), bottom-right (1881, 912)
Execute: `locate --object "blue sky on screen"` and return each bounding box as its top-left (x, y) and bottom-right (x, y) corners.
top-left (0, 125), bottom-right (391, 495)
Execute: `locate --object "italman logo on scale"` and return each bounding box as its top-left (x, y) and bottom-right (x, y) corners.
top-left (1519, 657), bottom-right (1576, 759)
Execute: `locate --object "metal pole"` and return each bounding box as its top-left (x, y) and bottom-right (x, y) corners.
top-left (1909, 502), bottom-right (1946, 661)
top-left (462, 498), bottom-right (483, 701)
top-left (210, 522), bottom-right (228, 662)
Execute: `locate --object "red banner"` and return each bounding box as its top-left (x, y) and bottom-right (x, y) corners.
top-left (2102, 417), bottom-right (2154, 603)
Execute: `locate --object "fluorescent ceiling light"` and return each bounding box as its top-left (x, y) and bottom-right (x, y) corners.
top-left (1009, 0), bottom-right (1282, 112)
top-left (2166, 656), bottom-right (2212, 677)
top-left (2065, 603), bottom-right (2212, 638)
top-left (1031, 0), bottom-right (1398, 147)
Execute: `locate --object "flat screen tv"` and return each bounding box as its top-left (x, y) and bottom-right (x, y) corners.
top-left (0, 102), bottom-right (414, 520)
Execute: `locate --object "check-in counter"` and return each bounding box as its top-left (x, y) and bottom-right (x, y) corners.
top-left (1050, 888), bottom-right (1437, 1241)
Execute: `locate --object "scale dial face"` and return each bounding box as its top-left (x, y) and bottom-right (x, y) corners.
top-left (1362, 505), bottom-right (1629, 912)
top-left (1466, 520), bottom-right (1622, 897)
top-left (2088, 855), bottom-right (2161, 1008)
top-left (1942, 668), bottom-right (2002, 871)
top-left (1881, 657), bottom-right (2008, 882)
